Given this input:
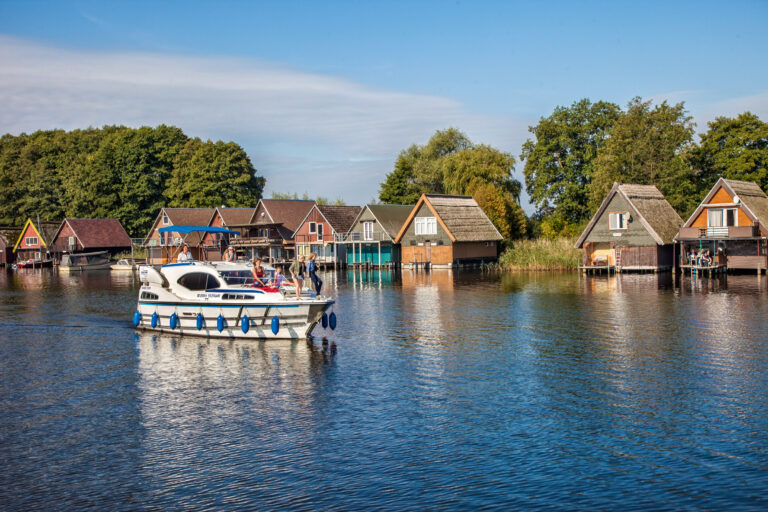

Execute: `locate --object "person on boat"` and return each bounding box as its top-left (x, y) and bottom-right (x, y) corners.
top-left (307, 252), bottom-right (322, 295)
top-left (270, 266), bottom-right (285, 288)
top-left (177, 244), bottom-right (193, 262)
top-left (289, 255), bottom-right (306, 299)
top-left (224, 246), bottom-right (236, 262)
top-left (251, 258), bottom-right (266, 287)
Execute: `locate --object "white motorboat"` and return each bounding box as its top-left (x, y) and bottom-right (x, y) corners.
top-left (110, 258), bottom-right (136, 271)
top-left (59, 251), bottom-right (111, 272)
top-left (133, 260), bottom-right (336, 340)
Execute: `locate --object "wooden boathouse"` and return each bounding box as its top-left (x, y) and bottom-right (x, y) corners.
top-left (202, 207), bottom-right (257, 260)
top-left (143, 208), bottom-right (216, 263)
top-left (675, 178), bottom-right (768, 274)
top-left (394, 194), bottom-right (502, 268)
top-left (294, 205), bottom-right (362, 267)
top-left (13, 218), bottom-right (61, 266)
top-left (228, 199), bottom-right (316, 264)
top-left (340, 204), bottom-right (413, 268)
top-left (575, 184), bottom-right (683, 273)
top-left (50, 219), bottom-right (132, 262)
top-left (0, 227), bottom-right (20, 267)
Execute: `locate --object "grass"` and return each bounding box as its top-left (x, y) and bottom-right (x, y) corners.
top-left (498, 237), bottom-right (581, 271)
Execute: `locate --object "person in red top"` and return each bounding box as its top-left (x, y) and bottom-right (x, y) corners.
top-left (251, 258), bottom-right (266, 287)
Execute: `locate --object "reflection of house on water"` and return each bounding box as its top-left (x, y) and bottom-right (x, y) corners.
top-left (579, 272), bottom-right (675, 295)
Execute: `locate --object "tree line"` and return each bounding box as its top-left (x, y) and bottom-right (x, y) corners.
top-left (379, 98), bottom-right (768, 241)
top-left (0, 125), bottom-right (264, 236)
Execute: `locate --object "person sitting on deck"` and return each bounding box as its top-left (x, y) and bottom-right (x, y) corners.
top-left (251, 258), bottom-right (266, 287)
top-left (701, 250), bottom-right (712, 267)
top-left (270, 267), bottom-right (285, 288)
top-left (177, 244), bottom-right (193, 262)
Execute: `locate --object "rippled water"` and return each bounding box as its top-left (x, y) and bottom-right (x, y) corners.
top-left (1, 269), bottom-right (768, 510)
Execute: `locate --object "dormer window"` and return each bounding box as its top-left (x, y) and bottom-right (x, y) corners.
top-left (162, 212), bottom-right (170, 225)
top-left (415, 217), bottom-right (437, 235)
top-left (608, 212), bottom-right (629, 230)
top-left (707, 208), bottom-right (737, 227)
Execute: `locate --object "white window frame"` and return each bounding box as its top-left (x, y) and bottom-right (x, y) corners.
top-left (162, 212), bottom-right (169, 225)
top-left (317, 223), bottom-right (324, 241)
top-left (707, 208), bottom-right (737, 227)
top-left (309, 222), bottom-right (316, 234)
top-left (608, 212), bottom-right (628, 231)
top-left (415, 217), bottom-right (437, 235)
top-left (363, 221), bottom-right (374, 241)
top-left (25, 236), bottom-right (38, 246)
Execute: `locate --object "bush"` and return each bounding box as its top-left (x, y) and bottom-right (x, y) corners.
top-left (498, 237), bottom-right (581, 270)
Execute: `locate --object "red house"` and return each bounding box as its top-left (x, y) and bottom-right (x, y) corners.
top-left (0, 227), bottom-right (20, 266)
top-left (143, 208), bottom-right (216, 263)
top-left (201, 207), bottom-right (256, 259)
top-left (50, 219), bottom-right (132, 260)
top-left (294, 205), bottom-right (361, 265)
top-left (13, 219), bottom-right (61, 265)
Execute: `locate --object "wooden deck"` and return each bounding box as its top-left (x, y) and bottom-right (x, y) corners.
top-left (579, 265), bottom-right (615, 275)
top-left (680, 264), bottom-right (727, 276)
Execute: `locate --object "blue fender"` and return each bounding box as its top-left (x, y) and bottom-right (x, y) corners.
top-left (169, 313), bottom-right (178, 330)
top-left (151, 312), bottom-right (159, 328)
top-left (321, 312), bottom-right (328, 329)
top-left (241, 314), bottom-right (250, 334)
top-left (196, 313), bottom-right (204, 330)
top-left (329, 311), bottom-right (337, 330)
top-left (217, 314), bottom-right (225, 332)
top-left (133, 311), bottom-right (141, 327)
top-left (271, 315), bottom-right (279, 335)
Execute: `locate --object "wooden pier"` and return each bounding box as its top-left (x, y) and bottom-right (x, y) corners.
top-left (679, 264), bottom-right (727, 277)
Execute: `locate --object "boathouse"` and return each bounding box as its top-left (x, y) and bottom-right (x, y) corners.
top-left (13, 218), bottom-right (61, 265)
top-left (228, 199), bottom-right (316, 264)
top-left (202, 207), bottom-right (256, 260)
top-left (575, 184), bottom-right (682, 273)
top-left (394, 194), bottom-right (503, 268)
top-left (143, 208), bottom-right (216, 263)
top-left (340, 204), bottom-right (413, 268)
top-left (294, 205), bottom-right (362, 266)
top-left (675, 178), bottom-right (768, 272)
top-left (50, 219), bottom-right (132, 261)
top-left (0, 227), bottom-right (20, 266)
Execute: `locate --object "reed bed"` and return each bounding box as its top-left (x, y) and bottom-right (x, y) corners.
top-left (498, 237), bottom-right (581, 271)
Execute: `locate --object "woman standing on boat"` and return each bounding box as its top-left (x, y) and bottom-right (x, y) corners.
top-left (289, 255), bottom-right (306, 299)
top-left (307, 252), bottom-right (322, 295)
top-left (251, 258), bottom-right (266, 287)
top-left (224, 246), bottom-right (236, 262)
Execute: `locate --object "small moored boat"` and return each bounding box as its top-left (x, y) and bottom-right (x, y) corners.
top-left (133, 260), bottom-right (336, 340)
top-left (59, 251), bottom-right (112, 272)
top-left (110, 258), bottom-right (136, 271)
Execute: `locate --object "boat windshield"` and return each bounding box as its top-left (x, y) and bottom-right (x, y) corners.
top-left (219, 270), bottom-right (262, 285)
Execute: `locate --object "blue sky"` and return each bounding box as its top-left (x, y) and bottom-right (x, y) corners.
top-left (1, 0), bottom-right (766, 208)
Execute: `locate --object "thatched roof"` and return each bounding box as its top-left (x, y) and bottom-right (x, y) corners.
top-left (575, 183), bottom-right (683, 248)
top-left (724, 179), bottom-right (768, 229)
top-left (395, 194), bottom-right (503, 243)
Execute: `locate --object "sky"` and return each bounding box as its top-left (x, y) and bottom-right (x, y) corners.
top-left (1, 0), bottom-right (767, 209)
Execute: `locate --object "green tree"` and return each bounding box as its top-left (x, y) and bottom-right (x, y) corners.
top-left (521, 98), bottom-right (621, 226)
top-left (694, 112), bottom-right (768, 191)
top-left (0, 133), bottom-right (28, 225)
top-left (165, 138), bottom-right (265, 208)
top-left (589, 97), bottom-right (697, 216)
top-left (378, 145), bottom-right (423, 204)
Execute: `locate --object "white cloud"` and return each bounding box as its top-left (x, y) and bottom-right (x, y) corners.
top-left (0, 35), bottom-right (530, 204)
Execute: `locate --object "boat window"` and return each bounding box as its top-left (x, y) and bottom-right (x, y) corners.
top-left (222, 293), bottom-right (254, 300)
top-left (177, 272), bottom-right (221, 291)
top-left (140, 291), bottom-right (159, 300)
top-left (220, 270), bottom-right (253, 285)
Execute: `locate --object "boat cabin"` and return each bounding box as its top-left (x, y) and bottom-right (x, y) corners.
top-left (675, 178), bottom-right (768, 272)
top-left (575, 184), bottom-right (683, 273)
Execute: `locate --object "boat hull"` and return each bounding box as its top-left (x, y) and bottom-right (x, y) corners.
top-left (135, 300), bottom-right (333, 340)
top-left (59, 262), bottom-right (112, 272)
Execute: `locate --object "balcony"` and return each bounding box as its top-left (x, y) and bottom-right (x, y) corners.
top-left (336, 232), bottom-right (392, 243)
top-left (229, 236), bottom-right (285, 246)
top-left (677, 225), bottom-right (758, 239)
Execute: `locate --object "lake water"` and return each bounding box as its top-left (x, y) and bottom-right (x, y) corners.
top-left (1, 269), bottom-right (767, 510)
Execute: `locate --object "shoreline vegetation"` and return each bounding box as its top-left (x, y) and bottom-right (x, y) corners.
top-left (497, 237), bottom-right (581, 271)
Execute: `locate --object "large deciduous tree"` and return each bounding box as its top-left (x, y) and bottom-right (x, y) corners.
top-left (521, 99), bottom-right (621, 230)
top-left (379, 128), bottom-right (525, 239)
top-left (589, 97), bottom-right (698, 216)
top-left (693, 112), bottom-right (768, 192)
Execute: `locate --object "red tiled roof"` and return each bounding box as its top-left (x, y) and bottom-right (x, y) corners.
top-left (317, 205), bottom-right (363, 234)
top-left (165, 208), bottom-right (216, 226)
top-left (64, 219), bottom-right (132, 248)
top-left (259, 200), bottom-right (316, 235)
top-left (217, 207), bottom-right (257, 226)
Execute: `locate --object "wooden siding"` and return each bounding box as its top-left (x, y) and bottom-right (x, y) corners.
top-left (691, 206), bottom-right (754, 228)
top-left (400, 203), bottom-right (453, 246)
top-left (616, 246), bottom-right (658, 268)
top-left (584, 193), bottom-right (657, 246)
top-left (348, 208), bottom-right (389, 241)
top-left (347, 243), bottom-right (396, 265)
top-left (294, 208), bottom-right (333, 244)
top-left (453, 242), bottom-right (497, 260)
top-left (711, 187), bottom-right (733, 204)
top-left (401, 244), bottom-right (453, 266)
top-left (51, 222), bottom-right (81, 252)
top-left (17, 223), bottom-right (44, 250)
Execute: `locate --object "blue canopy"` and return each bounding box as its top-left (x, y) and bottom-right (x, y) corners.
top-left (158, 225), bottom-right (238, 235)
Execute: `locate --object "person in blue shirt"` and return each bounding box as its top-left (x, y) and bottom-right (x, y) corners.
top-left (307, 252), bottom-right (322, 295)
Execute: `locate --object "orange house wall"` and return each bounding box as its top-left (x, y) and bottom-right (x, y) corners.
top-left (17, 224), bottom-right (44, 250)
top-left (51, 223), bottom-right (80, 252)
top-left (295, 209), bottom-right (332, 243)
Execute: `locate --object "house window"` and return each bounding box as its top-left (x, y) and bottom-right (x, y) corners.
top-left (25, 236), bottom-right (38, 246)
top-left (162, 212), bottom-right (169, 225)
top-left (363, 221), bottom-right (374, 241)
top-left (159, 232), bottom-right (166, 246)
top-left (608, 212), bottom-right (629, 230)
top-left (309, 222), bottom-right (316, 234)
top-left (317, 224), bottom-right (324, 241)
top-left (415, 217), bottom-right (437, 235)
top-left (258, 228), bottom-right (268, 238)
top-left (707, 208), bottom-right (737, 227)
